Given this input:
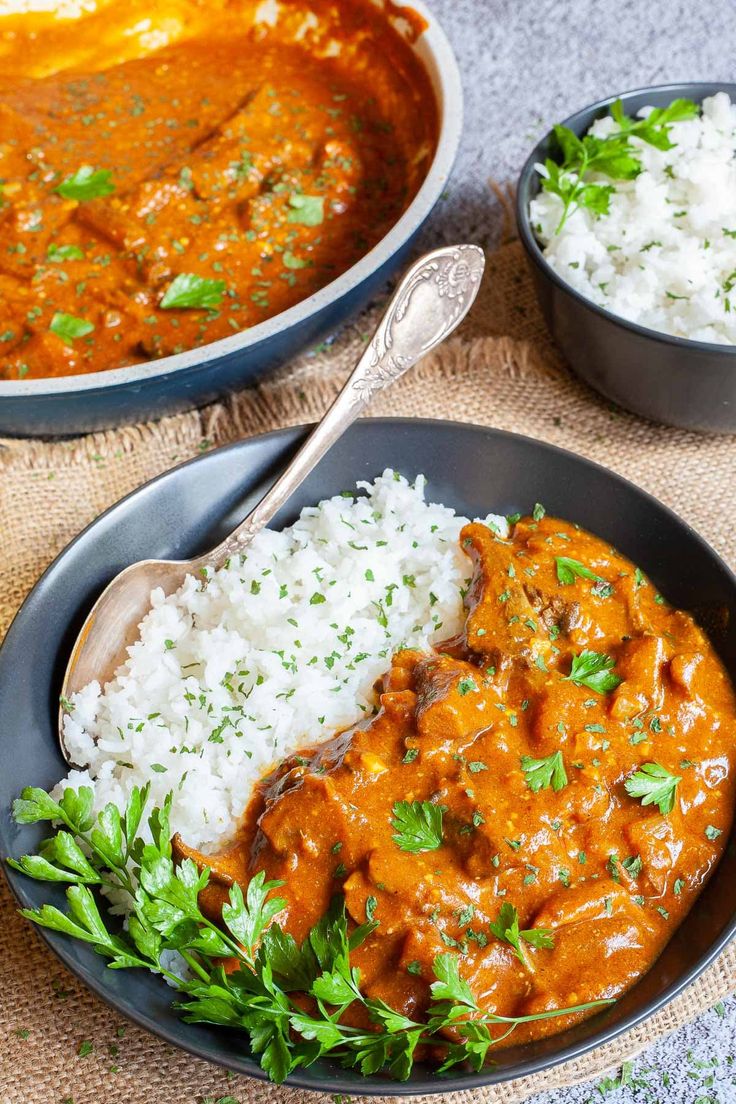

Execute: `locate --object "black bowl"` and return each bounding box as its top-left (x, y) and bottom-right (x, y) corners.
top-left (516, 82), bottom-right (736, 434)
top-left (2, 418), bottom-right (736, 1093)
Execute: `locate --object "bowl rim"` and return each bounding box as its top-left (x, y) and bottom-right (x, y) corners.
top-left (0, 0), bottom-right (463, 398)
top-left (515, 80), bottom-right (736, 357)
top-left (3, 416), bottom-right (736, 1094)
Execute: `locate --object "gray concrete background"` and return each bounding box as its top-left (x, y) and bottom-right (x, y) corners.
top-left (420, 0), bottom-right (736, 1097)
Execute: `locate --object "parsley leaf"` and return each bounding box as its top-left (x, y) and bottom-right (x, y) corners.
top-left (457, 676), bottom-right (479, 696)
top-left (555, 556), bottom-right (603, 586)
top-left (221, 872), bottom-right (286, 957)
top-left (521, 751), bottom-right (568, 792)
top-left (564, 650), bottom-right (621, 694)
top-left (539, 98), bottom-right (698, 232)
top-left (489, 902), bottom-right (554, 967)
top-left (160, 273), bottom-right (226, 310)
top-left (9, 786), bottom-right (614, 1084)
top-left (391, 800), bottom-right (445, 853)
top-left (49, 312), bottom-right (94, 346)
top-left (287, 194), bottom-right (324, 226)
top-left (55, 165), bottom-right (115, 201)
top-left (624, 762), bottom-right (681, 815)
top-left (47, 243), bottom-right (85, 262)
top-left (283, 251), bottom-right (308, 269)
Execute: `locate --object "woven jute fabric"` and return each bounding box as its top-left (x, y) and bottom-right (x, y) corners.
top-left (1, 239), bottom-right (735, 1103)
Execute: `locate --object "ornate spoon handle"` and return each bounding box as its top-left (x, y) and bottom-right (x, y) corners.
top-left (204, 244), bottom-right (485, 566)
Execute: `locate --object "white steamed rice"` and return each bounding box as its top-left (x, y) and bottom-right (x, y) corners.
top-left (530, 92), bottom-right (736, 344)
top-left (58, 472), bottom-right (506, 851)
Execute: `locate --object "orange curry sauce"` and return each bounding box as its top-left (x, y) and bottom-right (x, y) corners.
top-left (0, 1), bottom-right (437, 379)
top-left (174, 514), bottom-right (736, 1049)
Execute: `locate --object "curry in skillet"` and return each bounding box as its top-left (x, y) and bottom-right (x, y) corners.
top-left (0, 0), bottom-right (436, 380)
top-left (174, 512), bottom-right (736, 1049)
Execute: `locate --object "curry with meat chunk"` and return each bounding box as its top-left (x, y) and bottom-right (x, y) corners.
top-left (174, 512), bottom-right (735, 1051)
top-left (0, 0), bottom-right (436, 379)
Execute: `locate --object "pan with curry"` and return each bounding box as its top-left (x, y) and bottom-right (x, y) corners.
top-left (171, 511), bottom-right (736, 1069)
top-left (0, 0), bottom-right (438, 382)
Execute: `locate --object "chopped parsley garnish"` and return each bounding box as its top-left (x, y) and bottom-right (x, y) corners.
top-left (49, 312), bottom-right (94, 346)
top-left (624, 762), bottom-right (681, 815)
top-left (622, 854), bottom-right (643, 878)
top-left (705, 825), bottom-right (722, 841)
top-left (160, 274), bottom-right (226, 310)
top-left (521, 751), bottom-right (568, 792)
top-left (555, 556), bottom-right (603, 586)
top-left (55, 165), bottom-right (115, 201)
top-left (283, 251), bottom-right (308, 269)
top-left (564, 650), bottom-right (621, 693)
top-left (391, 800), bottom-right (445, 853)
top-left (287, 194), bottom-right (325, 226)
top-left (489, 902), bottom-right (554, 967)
top-left (457, 676), bottom-right (479, 696)
top-left (47, 243), bottom-right (85, 262)
top-left (592, 580), bottom-right (614, 599)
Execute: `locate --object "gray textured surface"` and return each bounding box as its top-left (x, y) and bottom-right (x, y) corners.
top-left (420, 0), bottom-right (736, 1097)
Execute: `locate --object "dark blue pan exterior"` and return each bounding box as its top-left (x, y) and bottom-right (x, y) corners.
top-left (0, 241), bottom-right (416, 437)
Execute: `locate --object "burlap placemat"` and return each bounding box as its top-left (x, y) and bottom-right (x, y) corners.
top-left (2, 237), bottom-right (735, 1103)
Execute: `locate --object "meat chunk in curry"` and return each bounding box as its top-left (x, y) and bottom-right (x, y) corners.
top-left (173, 513), bottom-right (736, 1047)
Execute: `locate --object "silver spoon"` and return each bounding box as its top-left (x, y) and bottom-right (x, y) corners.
top-left (59, 243), bottom-right (485, 764)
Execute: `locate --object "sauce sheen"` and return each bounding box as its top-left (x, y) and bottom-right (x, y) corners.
top-left (174, 514), bottom-right (736, 1046)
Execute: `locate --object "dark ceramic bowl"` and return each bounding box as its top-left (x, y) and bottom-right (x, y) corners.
top-left (0, 1), bottom-right (462, 439)
top-left (516, 82), bottom-right (736, 433)
top-left (2, 418), bottom-right (736, 1094)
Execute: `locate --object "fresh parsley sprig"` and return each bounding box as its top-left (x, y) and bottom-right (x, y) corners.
top-left (624, 762), bottom-right (681, 815)
top-left (521, 751), bottom-right (568, 793)
top-left (160, 273), bottom-right (226, 310)
top-left (554, 556), bottom-right (603, 586)
top-left (391, 800), bottom-right (445, 853)
top-left (564, 650), bottom-right (622, 694)
top-left (539, 98), bottom-right (698, 232)
top-left (489, 902), bottom-right (554, 969)
top-left (9, 787), bottom-right (612, 1082)
top-left (55, 165), bottom-right (115, 202)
